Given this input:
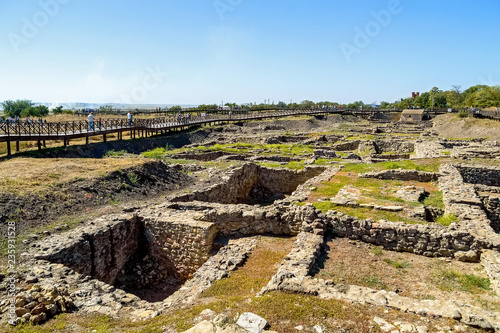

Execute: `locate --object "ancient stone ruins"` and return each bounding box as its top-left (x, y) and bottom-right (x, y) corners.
top-left (2, 114), bottom-right (500, 332)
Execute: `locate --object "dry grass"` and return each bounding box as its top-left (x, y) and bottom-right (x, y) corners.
top-left (0, 157), bottom-right (146, 195)
top-left (202, 236), bottom-right (295, 299)
top-left (0, 131), bottom-right (137, 157)
top-left (317, 238), bottom-right (500, 311)
top-left (434, 113), bottom-right (500, 141)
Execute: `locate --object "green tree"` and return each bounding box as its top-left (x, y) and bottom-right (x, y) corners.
top-left (99, 105), bottom-right (114, 113)
top-left (465, 86), bottom-right (500, 107)
top-left (380, 101), bottom-right (392, 109)
top-left (53, 106), bottom-right (64, 114)
top-left (196, 104), bottom-right (218, 111)
top-left (277, 101), bottom-right (287, 109)
top-left (414, 92), bottom-right (430, 109)
top-left (2, 99), bottom-right (34, 117)
top-left (21, 105), bottom-right (49, 117)
top-left (429, 87), bottom-right (447, 109)
top-left (169, 105), bottom-right (182, 112)
top-left (299, 100), bottom-right (314, 109)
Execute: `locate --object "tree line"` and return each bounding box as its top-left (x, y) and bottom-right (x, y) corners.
top-left (391, 85), bottom-right (500, 110)
top-left (2, 84), bottom-right (499, 118)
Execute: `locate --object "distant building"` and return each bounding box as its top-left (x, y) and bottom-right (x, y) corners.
top-left (400, 109), bottom-right (425, 122)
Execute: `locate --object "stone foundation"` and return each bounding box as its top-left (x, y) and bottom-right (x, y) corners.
top-left (171, 163), bottom-right (325, 205)
top-left (359, 169), bottom-right (439, 182)
top-left (34, 215), bottom-right (142, 285)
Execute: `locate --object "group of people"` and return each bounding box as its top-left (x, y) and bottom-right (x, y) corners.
top-left (87, 112), bottom-right (133, 131)
top-left (0, 116), bottom-right (19, 124)
top-left (0, 116), bottom-right (47, 124)
top-left (176, 112), bottom-right (191, 124)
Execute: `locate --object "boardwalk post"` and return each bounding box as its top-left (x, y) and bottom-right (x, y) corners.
top-left (6, 139), bottom-right (11, 157)
top-left (85, 136), bottom-right (89, 145)
top-left (43, 140), bottom-right (46, 148)
top-left (103, 134), bottom-right (107, 143)
top-left (16, 141), bottom-right (20, 152)
top-left (37, 140), bottom-right (41, 151)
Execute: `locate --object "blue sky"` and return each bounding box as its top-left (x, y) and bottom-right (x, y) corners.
top-left (0, 0), bottom-right (499, 105)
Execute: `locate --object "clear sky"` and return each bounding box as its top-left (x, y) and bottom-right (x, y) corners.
top-left (0, 0), bottom-right (499, 106)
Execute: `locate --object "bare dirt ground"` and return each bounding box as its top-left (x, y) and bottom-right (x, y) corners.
top-left (0, 158), bottom-right (193, 236)
top-left (433, 114), bottom-right (500, 141)
top-left (317, 238), bottom-right (500, 312)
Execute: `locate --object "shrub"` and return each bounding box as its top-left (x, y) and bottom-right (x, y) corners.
top-left (457, 110), bottom-right (469, 118)
top-left (435, 213), bottom-right (459, 226)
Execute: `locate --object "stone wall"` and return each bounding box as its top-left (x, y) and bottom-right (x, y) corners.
top-left (369, 153), bottom-right (411, 162)
top-left (439, 164), bottom-right (500, 248)
top-left (34, 215), bottom-right (142, 285)
top-left (456, 164), bottom-right (500, 187)
top-left (481, 250), bottom-right (500, 295)
top-left (331, 140), bottom-right (360, 151)
top-left (144, 217), bottom-right (217, 280)
top-left (413, 140), bottom-right (447, 159)
top-left (478, 195), bottom-right (500, 233)
top-left (261, 209), bottom-right (500, 331)
top-left (359, 169), bottom-right (439, 182)
top-left (374, 140), bottom-right (415, 154)
top-left (172, 163), bottom-right (325, 205)
top-left (327, 212), bottom-right (479, 260)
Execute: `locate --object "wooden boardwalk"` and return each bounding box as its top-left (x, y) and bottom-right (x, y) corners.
top-left (0, 108), bottom-right (429, 157)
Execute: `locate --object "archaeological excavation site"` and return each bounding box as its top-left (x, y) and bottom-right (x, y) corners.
top-left (1, 113), bottom-right (500, 332)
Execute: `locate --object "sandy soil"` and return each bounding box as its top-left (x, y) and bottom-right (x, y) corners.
top-left (433, 114), bottom-right (500, 141)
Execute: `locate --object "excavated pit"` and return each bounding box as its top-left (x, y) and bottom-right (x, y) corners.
top-left (456, 165), bottom-right (500, 232)
top-left (36, 214), bottom-right (217, 302)
top-left (35, 164), bottom-right (324, 303)
top-left (172, 163), bottom-right (326, 205)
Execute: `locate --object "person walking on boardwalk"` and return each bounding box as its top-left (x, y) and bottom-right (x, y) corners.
top-left (127, 112), bottom-right (133, 126)
top-left (88, 112), bottom-right (95, 131)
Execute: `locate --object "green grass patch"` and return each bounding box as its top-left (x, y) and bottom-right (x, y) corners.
top-left (341, 160), bottom-right (441, 174)
top-left (434, 213), bottom-right (459, 226)
top-left (142, 147), bottom-right (167, 159)
top-left (422, 191), bottom-right (444, 209)
top-left (360, 276), bottom-right (388, 290)
top-left (312, 158), bottom-right (333, 165)
top-left (312, 202), bottom-right (423, 224)
top-left (371, 246), bottom-right (384, 256)
top-left (434, 269), bottom-right (490, 293)
top-left (105, 149), bottom-right (127, 157)
top-left (383, 259), bottom-right (412, 269)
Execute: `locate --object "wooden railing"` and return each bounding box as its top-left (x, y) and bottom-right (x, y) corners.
top-left (0, 109), bottom-right (336, 137)
top-left (0, 107), bottom-right (446, 139)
